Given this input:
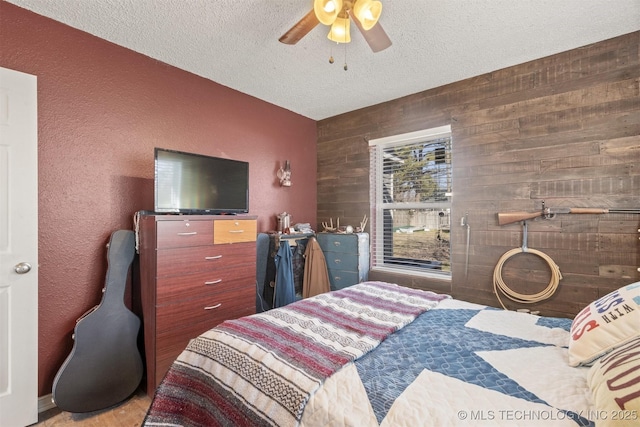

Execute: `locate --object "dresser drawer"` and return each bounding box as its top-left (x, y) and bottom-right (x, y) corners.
top-left (156, 268), bottom-right (255, 306)
top-left (323, 251), bottom-right (359, 271)
top-left (156, 243), bottom-right (256, 278)
top-left (156, 219), bottom-right (214, 248)
top-left (316, 233), bottom-right (363, 253)
top-left (156, 283), bottom-right (254, 326)
top-left (213, 219), bottom-right (257, 244)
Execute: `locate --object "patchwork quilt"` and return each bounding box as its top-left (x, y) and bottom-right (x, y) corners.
top-left (144, 284), bottom-right (596, 427)
top-left (333, 299), bottom-right (595, 426)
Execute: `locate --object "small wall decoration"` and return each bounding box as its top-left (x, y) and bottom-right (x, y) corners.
top-left (277, 160), bottom-right (292, 187)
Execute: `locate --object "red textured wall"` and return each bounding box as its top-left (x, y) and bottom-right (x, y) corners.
top-left (1, 2), bottom-right (317, 397)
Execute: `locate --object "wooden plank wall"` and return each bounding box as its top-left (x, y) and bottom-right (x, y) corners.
top-left (316, 31), bottom-right (640, 318)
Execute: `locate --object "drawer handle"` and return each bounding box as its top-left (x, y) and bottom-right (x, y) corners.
top-left (204, 279), bottom-right (222, 285)
top-left (177, 232), bottom-right (197, 236)
top-left (205, 255), bottom-right (223, 260)
top-left (204, 303), bottom-right (222, 310)
top-left (228, 229), bottom-right (245, 233)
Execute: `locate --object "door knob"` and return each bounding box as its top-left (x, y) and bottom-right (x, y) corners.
top-left (14, 262), bottom-right (32, 274)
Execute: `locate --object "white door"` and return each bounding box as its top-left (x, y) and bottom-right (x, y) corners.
top-left (0, 67), bottom-right (38, 427)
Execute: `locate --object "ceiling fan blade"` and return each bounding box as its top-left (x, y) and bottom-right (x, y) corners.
top-left (279, 9), bottom-right (320, 45)
top-left (349, 9), bottom-right (392, 53)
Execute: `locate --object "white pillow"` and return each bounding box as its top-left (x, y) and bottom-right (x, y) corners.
top-left (587, 335), bottom-right (640, 427)
top-left (568, 282), bottom-right (640, 367)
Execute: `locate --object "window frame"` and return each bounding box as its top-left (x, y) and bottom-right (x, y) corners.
top-left (369, 125), bottom-right (452, 280)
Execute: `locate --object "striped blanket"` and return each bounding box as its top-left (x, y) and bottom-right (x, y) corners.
top-left (143, 281), bottom-right (449, 426)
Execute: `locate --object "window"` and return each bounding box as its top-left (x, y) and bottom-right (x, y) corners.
top-left (369, 125), bottom-right (452, 278)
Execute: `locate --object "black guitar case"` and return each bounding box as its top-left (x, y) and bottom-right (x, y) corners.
top-left (52, 230), bottom-right (143, 413)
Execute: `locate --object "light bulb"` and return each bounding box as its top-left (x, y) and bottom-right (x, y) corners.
top-left (327, 17), bottom-right (351, 43)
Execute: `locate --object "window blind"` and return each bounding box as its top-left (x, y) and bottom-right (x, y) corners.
top-left (369, 126), bottom-right (452, 275)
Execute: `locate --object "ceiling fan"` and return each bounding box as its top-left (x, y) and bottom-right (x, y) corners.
top-left (279, 0), bottom-right (392, 53)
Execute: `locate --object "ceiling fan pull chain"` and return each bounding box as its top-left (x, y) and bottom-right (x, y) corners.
top-left (344, 40), bottom-right (348, 71)
top-left (343, 17), bottom-right (348, 70)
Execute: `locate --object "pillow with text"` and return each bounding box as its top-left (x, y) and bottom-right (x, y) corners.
top-left (568, 282), bottom-right (640, 367)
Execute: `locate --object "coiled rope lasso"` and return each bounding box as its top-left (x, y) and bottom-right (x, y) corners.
top-left (492, 247), bottom-right (563, 310)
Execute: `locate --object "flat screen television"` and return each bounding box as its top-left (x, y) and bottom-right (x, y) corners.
top-left (154, 148), bottom-right (249, 214)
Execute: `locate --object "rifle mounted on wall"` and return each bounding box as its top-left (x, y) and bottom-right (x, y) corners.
top-left (497, 205), bottom-right (640, 226)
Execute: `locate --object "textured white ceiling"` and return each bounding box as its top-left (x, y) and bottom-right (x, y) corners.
top-left (6, 0), bottom-right (640, 120)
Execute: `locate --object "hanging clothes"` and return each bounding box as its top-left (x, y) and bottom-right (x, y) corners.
top-left (262, 236), bottom-right (278, 308)
top-left (273, 240), bottom-right (296, 308)
top-left (302, 237), bottom-right (331, 298)
top-left (291, 238), bottom-right (308, 297)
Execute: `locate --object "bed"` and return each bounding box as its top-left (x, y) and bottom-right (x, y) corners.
top-left (143, 281), bottom-right (640, 427)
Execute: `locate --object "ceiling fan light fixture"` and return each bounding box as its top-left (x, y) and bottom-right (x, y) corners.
top-left (327, 17), bottom-right (351, 43)
top-left (314, 0), bottom-right (343, 25)
top-left (353, 0), bottom-right (382, 30)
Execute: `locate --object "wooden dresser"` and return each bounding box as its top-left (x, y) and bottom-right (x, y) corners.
top-left (135, 214), bottom-right (257, 394)
top-left (316, 232), bottom-right (370, 290)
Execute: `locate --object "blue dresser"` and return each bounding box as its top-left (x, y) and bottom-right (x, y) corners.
top-left (316, 232), bottom-right (369, 291)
